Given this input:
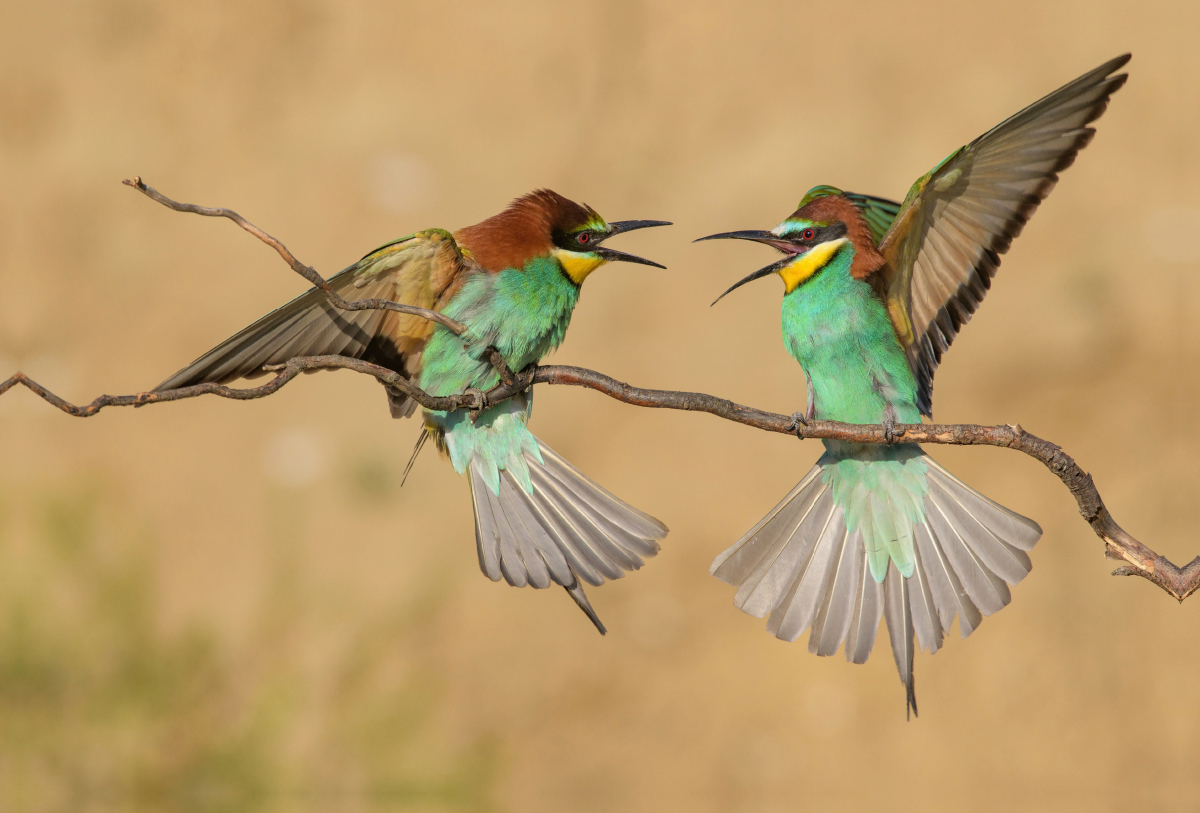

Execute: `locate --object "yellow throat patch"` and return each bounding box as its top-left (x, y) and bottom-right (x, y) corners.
top-left (552, 248), bottom-right (607, 285)
top-left (778, 237), bottom-right (848, 293)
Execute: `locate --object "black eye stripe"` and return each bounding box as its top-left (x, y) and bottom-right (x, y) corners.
top-left (801, 223), bottom-right (848, 242)
top-left (552, 228), bottom-right (598, 251)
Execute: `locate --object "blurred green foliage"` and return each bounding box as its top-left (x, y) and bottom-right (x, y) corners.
top-left (0, 483), bottom-right (499, 813)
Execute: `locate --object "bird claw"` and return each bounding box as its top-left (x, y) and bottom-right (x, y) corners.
top-left (788, 411), bottom-right (808, 438)
top-left (882, 413), bottom-right (898, 444)
top-left (465, 387), bottom-right (486, 423)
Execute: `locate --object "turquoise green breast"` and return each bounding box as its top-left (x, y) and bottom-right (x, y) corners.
top-left (780, 246), bottom-right (928, 583)
top-left (418, 256), bottom-right (579, 489)
top-left (780, 247), bottom-right (921, 426)
top-left (420, 256), bottom-right (579, 399)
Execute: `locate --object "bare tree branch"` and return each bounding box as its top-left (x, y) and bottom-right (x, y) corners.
top-left (522, 366), bottom-right (1200, 601)
top-left (0, 356), bottom-right (488, 417)
top-left (7, 359), bottom-right (1197, 601)
top-left (7, 179), bottom-right (1195, 603)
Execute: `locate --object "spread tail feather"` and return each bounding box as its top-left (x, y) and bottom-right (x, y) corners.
top-left (564, 581), bottom-right (607, 635)
top-left (884, 567), bottom-right (917, 719)
top-left (468, 438), bottom-right (667, 634)
top-left (711, 455), bottom-right (1041, 712)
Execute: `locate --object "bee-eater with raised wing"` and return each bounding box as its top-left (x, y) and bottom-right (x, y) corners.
top-left (156, 190), bottom-right (671, 633)
top-left (699, 54), bottom-right (1129, 715)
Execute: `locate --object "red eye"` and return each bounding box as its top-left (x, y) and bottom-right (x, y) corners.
top-left (802, 228), bottom-right (816, 241)
top-left (577, 232), bottom-right (590, 244)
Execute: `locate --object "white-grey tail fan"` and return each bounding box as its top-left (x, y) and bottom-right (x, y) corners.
top-left (468, 438), bottom-right (667, 635)
top-left (711, 453), bottom-right (1042, 713)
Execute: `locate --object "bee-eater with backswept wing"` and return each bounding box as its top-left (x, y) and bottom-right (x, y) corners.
top-left (156, 190), bottom-right (671, 633)
top-left (698, 54), bottom-right (1130, 715)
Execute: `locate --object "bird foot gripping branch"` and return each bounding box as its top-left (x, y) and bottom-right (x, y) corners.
top-left (463, 387), bottom-right (487, 423)
top-left (787, 411), bottom-right (808, 436)
top-left (880, 413), bottom-right (900, 444)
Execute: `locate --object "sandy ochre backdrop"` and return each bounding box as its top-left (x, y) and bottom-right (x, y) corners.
top-left (2, 2), bottom-right (1200, 811)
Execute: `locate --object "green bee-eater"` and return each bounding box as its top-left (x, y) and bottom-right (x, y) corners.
top-left (156, 190), bottom-right (671, 633)
top-left (699, 55), bottom-right (1130, 715)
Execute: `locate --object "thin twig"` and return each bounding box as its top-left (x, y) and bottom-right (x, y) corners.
top-left (122, 177), bottom-right (469, 336)
top-left (10, 179), bottom-right (1195, 602)
top-left (0, 357), bottom-right (485, 417)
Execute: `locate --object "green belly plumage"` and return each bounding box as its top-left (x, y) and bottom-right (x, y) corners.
top-left (782, 244), bottom-right (930, 583)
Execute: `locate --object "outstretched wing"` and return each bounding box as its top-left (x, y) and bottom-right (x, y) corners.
top-left (155, 229), bottom-right (474, 418)
top-left (875, 54), bottom-right (1130, 417)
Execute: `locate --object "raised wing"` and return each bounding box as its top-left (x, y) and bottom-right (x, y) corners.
top-left (876, 54), bottom-right (1130, 416)
top-left (154, 229), bottom-right (474, 418)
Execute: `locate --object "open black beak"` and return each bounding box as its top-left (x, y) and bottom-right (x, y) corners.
top-left (594, 220), bottom-right (672, 269)
top-left (698, 230), bottom-right (801, 306)
top-left (694, 229), bottom-right (796, 252)
top-left (710, 255), bottom-right (797, 305)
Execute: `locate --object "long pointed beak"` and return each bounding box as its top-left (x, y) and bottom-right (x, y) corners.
top-left (710, 254), bottom-right (795, 306)
top-left (695, 229), bottom-right (798, 254)
top-left (604, 219), bottom-right (673, 238)
top-left (700, 228), bottom-right (808, 305)
top-left (594, 246), bottom-right (667, 269)
top-left (595, 219), bottom-right (672, 268)
top-left (694, 229), bottom-right (778, 244)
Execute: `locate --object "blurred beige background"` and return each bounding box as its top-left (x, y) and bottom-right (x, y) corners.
top-left (2, 1), bottom-right (1199, 811)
